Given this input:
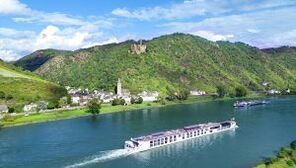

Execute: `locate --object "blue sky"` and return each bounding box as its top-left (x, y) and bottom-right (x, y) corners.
top-left (0, 0), bottom-right (296, 61)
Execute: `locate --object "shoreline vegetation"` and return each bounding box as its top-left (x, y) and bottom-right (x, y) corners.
top-left (257, 140), bottom-right (296, 168)
top-left (0, 94), bottom-right (265, 128)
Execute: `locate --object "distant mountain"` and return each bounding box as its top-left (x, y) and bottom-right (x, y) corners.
top-left (14, 33), bottom-right (296, 94)
top-left (0, 61), bottom-right (66, 111)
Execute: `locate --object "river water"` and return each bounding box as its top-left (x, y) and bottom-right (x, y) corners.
top-left (0, 96), bottom-right (295, 168)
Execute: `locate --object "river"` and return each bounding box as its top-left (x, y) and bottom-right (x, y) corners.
top-left (0, 96), bottom-right (295, 168)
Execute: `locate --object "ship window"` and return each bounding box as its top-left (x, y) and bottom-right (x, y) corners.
top-left (150, 141), bottom-right (153, 144)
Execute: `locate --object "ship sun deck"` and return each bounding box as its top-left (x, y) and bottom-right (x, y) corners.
top-left (125, 119), bottom-right (237, 151)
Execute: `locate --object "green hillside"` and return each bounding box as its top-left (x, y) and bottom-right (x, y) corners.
top-left (15, 33), bottom-right (296, 94)
top-left (14, 49), bottom-right (72, 71)
top-left (0, 60), bottom-right (66, 111)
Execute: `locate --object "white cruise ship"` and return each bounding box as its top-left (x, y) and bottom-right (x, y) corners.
top-left (124, 118), bottom-right (238, 152)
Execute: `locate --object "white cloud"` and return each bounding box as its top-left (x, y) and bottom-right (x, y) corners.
top-left (34, 25), bottom-right (89, 50)
top-left (82, 37), bottom-right (119, 48)
top-left (0, 0), bottom-right (118, 61)
top-left (0, 0), bottom-right (31, 15)
top-left (0, 0), bottom-right (113, 27)
top-left (0, 27), bottom-right (35, 38)
top-left (192, 30), bottom-right (234, 41)
top-left (0, 26), bottom-right (121, 61)
top-left (162, 7), bottom-right (296, 48)
top-left (240, 0), bottom-right (296, 11)
top-left (112, 1), bottom-right (208, 20)
top-left (112, 0), bottom-right (296, 21)
top-left (13, 12), bottom-right (89, 26)
top-left (247, 28), bottom-right (261, 34)
top-left (0, 49), bottom-right (20, 61)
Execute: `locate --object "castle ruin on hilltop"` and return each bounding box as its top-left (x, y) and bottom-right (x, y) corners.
top-left (131, 40), bottom-right (146, 55)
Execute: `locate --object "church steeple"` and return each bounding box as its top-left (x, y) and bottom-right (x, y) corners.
top-left (117, 78), bottom-right (122, 96)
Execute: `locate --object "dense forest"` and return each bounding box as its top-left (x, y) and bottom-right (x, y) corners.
top-left (15, 33), bottom-right (296, 95)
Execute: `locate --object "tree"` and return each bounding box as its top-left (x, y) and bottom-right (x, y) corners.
top-left (47, 100), bottom-right (59, 109)
top-left (157, 95), bottom-right (167, 105)
top-left (0, 91), bottom-right (5, 99)
top-left (131, 97), bottom-right (143, 104)
top-left (217, 85), bottom-right (226, 98)
top-left (177, 89), bottom-right (190, 100)
top-left (8, 107), bottom-right (15, 113)
top-left (5, 94), bottom-right (13, 100)
top-left (59, 97), bottom-right (67, 108)
top-left (131, 97), bottom-right (136, 104)
top-left (235, 86), bottom-right (247, 97)
top-left (66, 95), bottom-right (72, 105)
top-left (87, 98), bottom-right (101, 115)
top-left (137, 97), bottom-right (143, 104)
top-left (120, 99), bottom-right (125, 105)
top-left (166, 86), bottom-right (177, 101)
top-left (112, 98), bottom-right (125, 106)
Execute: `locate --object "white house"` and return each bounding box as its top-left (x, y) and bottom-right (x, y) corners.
top-left (123, 97), bottom-right (131, 104)
top-left (0, 105), bottom-right (8, 113)
top-left (102, 96), bottom-right (114, 103)
top-left (23, 103), bottom-right (38, 113)
top-left (262, 82), bottom-right (269, 87)
top-left (71, 95), bottom-right (81, 104)
top-left (267, 89), bottom-right (281, 95)
top-left (138, 91), bottom-right (159, 102)
top-left (190, 90), bottom-right (206, 96)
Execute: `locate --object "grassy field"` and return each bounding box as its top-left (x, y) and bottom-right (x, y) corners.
top-left (0, 61), bottom-right (66, 111)
top-left (0, 95), bottom-right (264, 128)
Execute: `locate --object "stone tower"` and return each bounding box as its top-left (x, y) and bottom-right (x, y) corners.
top-left (117, 78), bottom-right (122, 96)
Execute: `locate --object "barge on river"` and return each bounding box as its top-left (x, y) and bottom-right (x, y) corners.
top-left (233, 100), bottom-right (267, 108)
top-left (124, 118), bottom-right (237, 152)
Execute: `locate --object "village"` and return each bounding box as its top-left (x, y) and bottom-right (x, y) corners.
top-left (0, 78), bottom-right (288, 118)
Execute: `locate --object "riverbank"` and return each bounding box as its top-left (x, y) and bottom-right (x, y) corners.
top-left (257, 140), bottom-right (296, 168)
top-left (0, 94), bottom-right (265, 128)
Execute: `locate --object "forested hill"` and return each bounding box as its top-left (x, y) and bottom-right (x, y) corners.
top-left (14, 33), bottom-right (296, 94)
top-left (14, 49), bottom-right (72, 71)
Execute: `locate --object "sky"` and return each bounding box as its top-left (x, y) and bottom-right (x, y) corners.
top-left (0, 0), bottom-right (296, 61)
